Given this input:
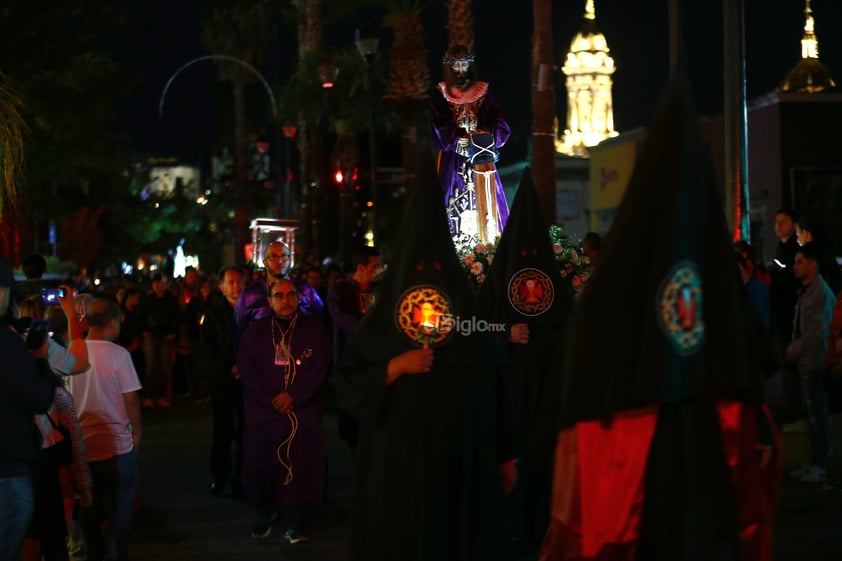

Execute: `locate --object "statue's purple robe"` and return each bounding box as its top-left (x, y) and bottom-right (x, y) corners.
top-left (431, 81), bottom-right (510, 245)
top-left (237, 313), bottom-right (330, 508)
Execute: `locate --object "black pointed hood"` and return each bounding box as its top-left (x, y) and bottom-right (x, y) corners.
top-left (558, 69), bottom-right (771, 427)
top-left (343, 157), bottom-right (481, 364)
top-left (477, 167), bottom-right (571, 327)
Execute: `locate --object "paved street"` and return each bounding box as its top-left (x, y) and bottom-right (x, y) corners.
top-left (129, 394), bottom-right (842, 561)
top-left (130, 394), bottom-right (351, 561)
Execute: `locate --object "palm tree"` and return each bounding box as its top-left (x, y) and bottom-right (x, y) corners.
top-left (291, 0), bottom-right (326, 254)
top-left (447, 0), bottom-right (474, 51)
top-left (200, 1), bottom-right (279, 256)
top-left (0, 72), bottom-right (26, 209)
top-left (201, 1), bottom-right (277, 190)
top-left (383, 0), bottom-right (430, 197)
top-left (0, 73), bottom-right (26, 262)
top-left (531, 0), bottom-right (556, 225)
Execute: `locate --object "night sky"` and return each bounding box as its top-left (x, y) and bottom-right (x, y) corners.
top-left (115, 0), bottom-right (842, 167)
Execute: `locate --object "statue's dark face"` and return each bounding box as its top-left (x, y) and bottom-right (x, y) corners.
top-left (444, 56), bottom-right (476, 92)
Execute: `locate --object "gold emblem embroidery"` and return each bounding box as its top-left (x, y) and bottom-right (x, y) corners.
top-left (507, 268), bottom-right (554, 316)
top-left (395, 285), bottom-right (455, 348)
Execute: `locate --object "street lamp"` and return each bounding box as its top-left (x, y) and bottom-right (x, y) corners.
top-left (355, 25), bottom-right (380, 246)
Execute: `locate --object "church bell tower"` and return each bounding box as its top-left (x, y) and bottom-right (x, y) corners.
top-left (557, 0), bottom-right (619, 157)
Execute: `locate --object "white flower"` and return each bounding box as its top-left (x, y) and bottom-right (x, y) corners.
top-left (487, 254), bottom-right (494, 266)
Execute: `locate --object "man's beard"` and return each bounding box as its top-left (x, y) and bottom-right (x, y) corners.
top-left (445, 65), bottom-right (477, 92)
top-left (453, 75), bottom-right (473, 90)
top-left (276, 309), bottom-right (296, 320)
top-left (267, 266), bottom-right (289, 280)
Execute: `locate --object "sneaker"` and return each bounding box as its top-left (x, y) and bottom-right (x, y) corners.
top-left (800, 465), bottom-right (826, 484)
top-left (284, 529), bottom-right (310, 544)
top-left (781, 419), bottom-right (810, 433)
top-left (251, 519), bottom-right (271, 539)
top-left (250, 511), bottom-right (279, 539)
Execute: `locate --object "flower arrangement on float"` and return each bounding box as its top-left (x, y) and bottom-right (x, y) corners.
top-left (456, 239), bottom-right (498, 289)
top-left (455, 225), bottom-right (591, 295)
top-left (548, 224), bottom-right (591, 296)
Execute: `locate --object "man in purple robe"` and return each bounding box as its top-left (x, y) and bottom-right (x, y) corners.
top-left (237, 278), bottom-right (330, 544)
top-left (432, 44), bottom-right (510, 248)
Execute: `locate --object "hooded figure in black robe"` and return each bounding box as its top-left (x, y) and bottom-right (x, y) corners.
top-left (540, 69), bottom-right (779, 561)
top-left (476, 167), bottom-right (572, 551)
top-left (335, 160), bottom-right (517, 561)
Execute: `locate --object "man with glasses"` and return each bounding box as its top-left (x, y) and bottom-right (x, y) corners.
top-left (235, 242), bottom-right (323, 336)
top-left (237, 279), bottom-right (330, 543)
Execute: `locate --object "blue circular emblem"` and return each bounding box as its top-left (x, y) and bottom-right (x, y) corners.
top-left (656, 261), bottom-right (705, 356)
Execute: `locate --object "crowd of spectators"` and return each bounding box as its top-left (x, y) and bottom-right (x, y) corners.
top-left (5, 205), bottom-right (842, 559)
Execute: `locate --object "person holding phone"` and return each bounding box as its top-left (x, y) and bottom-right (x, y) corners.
top-left (43, 286), bottom-right (89, 377)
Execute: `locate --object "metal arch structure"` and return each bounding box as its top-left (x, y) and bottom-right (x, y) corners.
top-left (158, 54), bottom-right (277, 120)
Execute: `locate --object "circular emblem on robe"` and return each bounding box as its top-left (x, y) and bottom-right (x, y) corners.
top-left (507, 268), bottom-right (554, 316)
top-left (395, 285), bottom-right (455, 348)
top-left (656, 260), bottom-right (705, 356)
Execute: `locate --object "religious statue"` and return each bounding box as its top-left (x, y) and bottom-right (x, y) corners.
top-left (431, 45), bottom-right (510, 248)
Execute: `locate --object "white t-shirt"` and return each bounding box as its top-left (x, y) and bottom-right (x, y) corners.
top-left (66, 339), bottom-right (142, 462)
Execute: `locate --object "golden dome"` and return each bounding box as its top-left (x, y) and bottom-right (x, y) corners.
top-left (569, 21), bottom-right (610, 55)
top-left (569, 1), bottom-right (609, 55)
top-left (775, 0), bottom-right (836, 93)
top-left (776, 57), bottom-right (837, 93)
top-left (565, 0), bottom-right (613, 72)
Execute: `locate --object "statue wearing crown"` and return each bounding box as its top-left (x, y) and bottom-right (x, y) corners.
top-left (431, 45), bottom-right (510, 249)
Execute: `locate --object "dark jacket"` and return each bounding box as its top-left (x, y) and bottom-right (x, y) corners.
top-left (0, 328), bottom-right (56, 477)
top-left (201, 296), bottom-right (239, 396)
top-left (140, 291), bottom-right (180, 338)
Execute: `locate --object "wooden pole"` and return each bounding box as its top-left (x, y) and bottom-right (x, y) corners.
top-left (723, 0), bottom-right (751, 241)
top-left (531, 0), bottom-right (556, 226)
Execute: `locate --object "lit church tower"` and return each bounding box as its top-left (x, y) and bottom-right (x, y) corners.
top-left (557, 0), bottom-right (618, 157)
top-left (776, 0), bottom-right (836, 93)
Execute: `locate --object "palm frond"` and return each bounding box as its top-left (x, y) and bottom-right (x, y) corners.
top-left (0, 73), bottom-right (27, 208)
